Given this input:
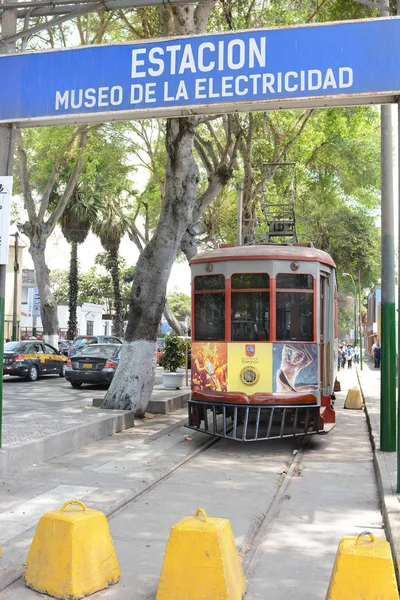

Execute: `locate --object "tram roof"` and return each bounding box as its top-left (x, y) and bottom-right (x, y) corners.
top-left (190, 244), bottom-right (336, 268)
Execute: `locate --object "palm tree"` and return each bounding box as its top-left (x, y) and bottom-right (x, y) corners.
top-left (93, 196), bottom-right (130, 337)
top-left (61, 189), bottom-right (101, 340)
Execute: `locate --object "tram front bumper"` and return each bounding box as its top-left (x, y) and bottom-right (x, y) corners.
top-left (188, 398), bottom-right (323, 441)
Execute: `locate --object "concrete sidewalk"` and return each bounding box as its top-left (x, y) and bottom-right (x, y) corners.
top-left (356, 357), bottom-right (400, 575)
top-left (0, 358), bottom-right (397, 599)
top-left (0, 380), bottom-right (191, 476)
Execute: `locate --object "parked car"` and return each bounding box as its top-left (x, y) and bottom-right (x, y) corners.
top-left (58, 340), bottom-right (72, 356)
top-left (3, 340), bottom-right (68, 381)
top-left (65, 344), bottom-right (122, 388)
top-left (69, 335), bottom-right (123, 357)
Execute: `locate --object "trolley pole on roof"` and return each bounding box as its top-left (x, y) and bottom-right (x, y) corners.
top-left (380, 0), bottom-right (396, 453)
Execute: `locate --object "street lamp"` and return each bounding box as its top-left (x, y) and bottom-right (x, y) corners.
top-left (343, 272), bottom-right (357, 345)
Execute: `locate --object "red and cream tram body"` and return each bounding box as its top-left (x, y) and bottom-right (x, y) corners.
top-left (187, 243), bottom-right (337, 441)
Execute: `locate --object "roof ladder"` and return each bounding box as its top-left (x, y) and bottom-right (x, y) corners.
top-left (260, 162), bottom-right (298, 244)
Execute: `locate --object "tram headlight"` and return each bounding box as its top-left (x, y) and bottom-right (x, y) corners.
top-left (240, 366), bottom-right (260, 385)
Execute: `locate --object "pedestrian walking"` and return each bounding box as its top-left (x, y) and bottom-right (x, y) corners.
top-left (338, 343), bottom-right (343, 371)
top-left (341, 346), bottom-right (347, 369)
top-left (373, 341), bottom-right (381, 368)
top-left (354, 344), bottom-right (360, 365)
top-left (347, 344), bottom-right (354, 369)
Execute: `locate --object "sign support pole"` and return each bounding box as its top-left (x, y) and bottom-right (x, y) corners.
top-left (12, 231), bottom-right (19, 341)
top-left (396, 0), bottom-right (400, 492)
top-left (0, 0), bottom-right (17, 448)
top-left (358, 270), bottom-right (363, 371)
top-left (380, 0), bottom-right (396, 452)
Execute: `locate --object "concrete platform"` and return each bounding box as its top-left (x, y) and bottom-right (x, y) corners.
top-left (93, 383), bottom-right (190, 415)
top-left (0, 382), bottom-right (191, 477)
top-left (0, 360), bottom-right (389, 600)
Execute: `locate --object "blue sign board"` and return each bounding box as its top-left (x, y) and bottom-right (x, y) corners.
top-left (1, 17), bottom-right (400, 125)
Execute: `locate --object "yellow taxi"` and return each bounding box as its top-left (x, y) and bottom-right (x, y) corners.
top-left (3, 340), bottom-right (68, 381)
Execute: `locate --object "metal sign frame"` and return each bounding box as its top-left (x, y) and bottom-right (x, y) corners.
top-left (1, 17), bottom-right (400, 127)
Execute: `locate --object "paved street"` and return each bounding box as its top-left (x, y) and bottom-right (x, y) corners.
top-left (3, 368), bottom-right (165, 417)
top-left (1, 369), bottom-right (169, 449)
top-left (3, 375), bottom-right (99, 416)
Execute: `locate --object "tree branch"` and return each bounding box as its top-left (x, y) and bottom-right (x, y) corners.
top-left (16, 130), bottom-right (37, 223)
top-left (38, 124), bottom-right (89, 222)
top-left (46, 127), bottom-right (89, 233)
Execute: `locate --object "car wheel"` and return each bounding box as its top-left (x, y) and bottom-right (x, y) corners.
top-left (26, 365), bottom-right (38, 382)
top-left (71, 381), bottom-right (82, 389)
top-left (59, 363), bottom-right (67, 377)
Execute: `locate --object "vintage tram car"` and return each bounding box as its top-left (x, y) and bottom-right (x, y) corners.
top-left (187, 243), bottom-right (336, 441)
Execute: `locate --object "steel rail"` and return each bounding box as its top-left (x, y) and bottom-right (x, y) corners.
top-left (242, 436), bottom-right (309, 573)
top-left (0, 423), bottom-right (221, 593)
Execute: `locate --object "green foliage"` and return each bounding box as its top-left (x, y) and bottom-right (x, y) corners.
top-left (159, 333), bottom-right (186, 372)
top-left (50, 255), bottom-right (136, 314)
top-left (15, 123), bottom-right (133, 221)
top-left (50, 269), bottom-right (70, 305)
top-left (199, 104), bottom-right (381, 294)
top-left (167, 293), bottom-right (191, 320)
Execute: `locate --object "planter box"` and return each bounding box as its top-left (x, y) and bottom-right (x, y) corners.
top-left (161, 372), bottom-right (185, 390)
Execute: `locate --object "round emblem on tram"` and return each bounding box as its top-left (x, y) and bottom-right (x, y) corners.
top-left (240, 366), bottom-right (260, 385)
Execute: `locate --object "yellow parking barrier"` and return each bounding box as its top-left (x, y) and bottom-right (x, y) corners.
top-left (156, 508), bottom-right (246, 600)
top-left (24, 499), bottom-right (120, 599)
top-left (344, 387), bottom-right (363, 409)
top-left (326, 532), bottom-right (399, 599)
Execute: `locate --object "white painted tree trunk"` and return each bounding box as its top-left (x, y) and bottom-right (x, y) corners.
top-left (102, 341), bottom-right (156, 412)
top-left (29, 239), bottom-right (59, 346)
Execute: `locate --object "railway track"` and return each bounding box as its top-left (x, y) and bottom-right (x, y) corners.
top-left (1, 403), bottom-right (381, 600)
top-left (0, 416), bottom-right (306, 598)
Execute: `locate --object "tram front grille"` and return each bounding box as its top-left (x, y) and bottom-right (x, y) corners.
top-left (188, 400), bottom-right (320, 441)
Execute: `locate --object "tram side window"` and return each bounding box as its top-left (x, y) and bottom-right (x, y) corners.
top-left (276, 274), bottom-right (314, 341)
top-left (231, 273), bottom-right (270, 341)
top-left (194, 275), bottom-right (225, 341)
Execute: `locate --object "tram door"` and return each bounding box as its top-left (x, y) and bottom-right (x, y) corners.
top-left (319, 273), bottom-right (331, 393)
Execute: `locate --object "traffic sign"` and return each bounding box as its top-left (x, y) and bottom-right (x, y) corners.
top-left (0, 177), bottom-right (12, 265)
top-left (1, 17), bottom-right (400, 126)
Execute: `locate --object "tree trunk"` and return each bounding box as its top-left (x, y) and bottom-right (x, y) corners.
top-left (29, 235), bottom-right (59, 347)
top-left (67, 242), bottom-right (78, 340)
top-left (109, 248), bottom-right (124, 338)
top-left (102, 116), bottom-right (199, 415)
top-left (163, 299), bottom-right (182, 335)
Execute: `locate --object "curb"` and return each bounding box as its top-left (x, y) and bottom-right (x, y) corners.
top-left (0, 410), bottom-right (134, 477)
top-left (92, 391), bottom-right (190, 414)
top-left (356, 366), bottom-right (400, 585)
top-left (147, 391), bottom-right (191, 414)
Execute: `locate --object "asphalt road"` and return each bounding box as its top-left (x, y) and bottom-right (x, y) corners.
top-left (2, 368), bottom-right (165, 416)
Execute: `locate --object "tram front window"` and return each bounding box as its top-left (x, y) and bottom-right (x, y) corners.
top-left (276, 274), bottom-right (314, 341)
top-left (231, 273), bottom-right (270, 341)
top-left (194, 274), bottom-right (225, 341)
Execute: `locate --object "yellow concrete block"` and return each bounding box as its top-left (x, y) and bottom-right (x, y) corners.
top-left (326, 532), bottom-right (399, 600)
top-left (24, 499), bottom-right (120, 599)
top-left (344, 387), bottom-right (363, 409)
top-left (156, 508), bottom-right (246, 600)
